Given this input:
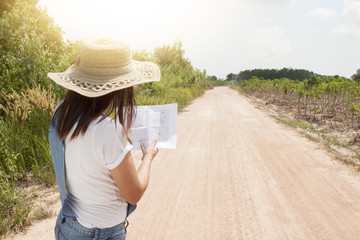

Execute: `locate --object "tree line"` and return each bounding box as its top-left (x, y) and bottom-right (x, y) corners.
top-left (226, 67), bottom-right (360, 85)
top-left (227, 68), bottom-right (319, 81)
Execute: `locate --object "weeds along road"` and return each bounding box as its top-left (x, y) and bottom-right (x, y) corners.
top-left (12, 86), bottom-right (360, 240)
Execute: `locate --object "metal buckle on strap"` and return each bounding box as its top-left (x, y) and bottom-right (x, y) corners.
top-left (123, 219), bottom-right (129, 228)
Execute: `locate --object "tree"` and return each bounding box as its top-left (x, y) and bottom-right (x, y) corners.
top-left (0, 0), bottom-right (66, 92)
top-left (226, 73), bottom-right (236, 81)
top-left (351, 69), bottom-right (360, 85)
top-left (209, 75), bottom-right (218, 81)
top-left (0, 0), bottom-right (38, 16)
top-left (0, 0), bottom-right (16, 16)
top-left (154, 41), bottom-right (190, 69)
top-left (139, 41), bottom-right (206, 89)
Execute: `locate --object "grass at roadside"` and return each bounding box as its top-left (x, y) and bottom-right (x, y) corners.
top-left (0, 176), bottom-right (33, 236)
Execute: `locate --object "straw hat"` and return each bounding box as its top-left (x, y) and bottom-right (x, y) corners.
top-left (47, 38), bottom-right (160, 97)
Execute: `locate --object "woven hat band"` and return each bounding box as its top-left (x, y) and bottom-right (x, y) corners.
top-left (78, 61), bottom-right (135, 77)
top-left (80, 48), bottom-right (132, 68)
top-left (80, 40), bottom-right (132, 68)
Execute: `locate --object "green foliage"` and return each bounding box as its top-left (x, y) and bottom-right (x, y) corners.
top-left (307, 74), bottom-right (321, 88)
top-left (0, 119), bottom-right (24, 179)
top-left (134, 42), bottom-right (216, 110)
top-left (0, 0), bottom-right (80, 95)
top-left (0, 85), bottom-right (56, 236)
top-left (154, 41), bottom-right (190, 68)
top-left (237, 68), bottom-right (317, 81)
top-left (226, 73), bottom-right (236, 81)
top-left (0, 172), bottom-right (32, 236)
top-left (209, 75), bottom-right (218, 81)
top-left (351, 68), bottom-right (360, 84)
top-left (0, 0), bottom-right (16, 16)
top-left (132, 49), bottom-right (158, 62)
top-left (239, 75), bottom-right (360, 130)
top-left (0, 85), bottom-right (56, 181)
top-left (281, 118), bottom-right (316, 131)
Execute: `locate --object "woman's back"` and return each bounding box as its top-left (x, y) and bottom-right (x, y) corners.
top-left (64, 116), bottom-right (132, 228)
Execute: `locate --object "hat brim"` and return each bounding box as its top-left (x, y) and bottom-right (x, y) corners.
top-left (47, 61), bottom-right (160, 97)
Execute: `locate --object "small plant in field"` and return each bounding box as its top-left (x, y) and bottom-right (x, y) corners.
top-left (31, 205), bottom-right (54, 220)
top-left (283, 119), bottom-right (316, 131)
top-left (0, 172), bottom-right (33, 236)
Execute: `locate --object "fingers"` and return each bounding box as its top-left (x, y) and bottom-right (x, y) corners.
top-left (151, 139), bottom-right (159, 154)
top-left (140, 143), bottom-right (146, 154)
top-left (150, 139), bottom-right (158, 148)
top-left (141, 140), bottom-right (158, 156)
top-left (151, 139), bottom-right (159, 153)
top-left (141, 140), bottom-right (159, 161)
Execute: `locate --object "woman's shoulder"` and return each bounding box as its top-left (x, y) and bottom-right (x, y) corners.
top-left (92, 115), bottom-right (131, 166)
top-left (95, 115), bottom-right (118, 130)
top-left (93, 116), bottom-right (125, 141)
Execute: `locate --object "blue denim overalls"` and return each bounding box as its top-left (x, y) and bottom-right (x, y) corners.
top-left (49, 109), bottom-right (136, 240)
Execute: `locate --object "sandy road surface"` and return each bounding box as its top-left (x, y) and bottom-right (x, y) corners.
top-left (12, 87), bottom-right (360, 240)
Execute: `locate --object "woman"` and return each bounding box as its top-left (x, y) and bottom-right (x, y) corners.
top-left (48, 38), bottom-right (161, 240)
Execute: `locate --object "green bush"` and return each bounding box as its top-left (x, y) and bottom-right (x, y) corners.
top-left (0, 0), bottom-right (80, 97)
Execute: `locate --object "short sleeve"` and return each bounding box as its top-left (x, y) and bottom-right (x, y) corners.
top-left (93, 117), bottom-right (133, 170)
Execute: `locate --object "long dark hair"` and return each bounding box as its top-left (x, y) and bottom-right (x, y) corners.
top-left (55, 87), bottom-right (136, 142)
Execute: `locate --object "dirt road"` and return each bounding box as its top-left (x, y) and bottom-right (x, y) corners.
top-left (12, 87), bottom-right (360, 239)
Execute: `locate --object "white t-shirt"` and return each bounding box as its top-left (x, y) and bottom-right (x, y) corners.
top-left (64, 115), bottom-right (133, 228)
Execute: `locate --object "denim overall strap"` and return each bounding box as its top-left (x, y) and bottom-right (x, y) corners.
top-left (49, 111), bottom-right (74, 217)
top-left (49, 113), bottom-right (66, 205)
top-left (127, 203), bottom-right (136, 217)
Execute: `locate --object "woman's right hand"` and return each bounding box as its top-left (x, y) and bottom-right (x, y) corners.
top-left (141, 139), bottom-right (159, 161)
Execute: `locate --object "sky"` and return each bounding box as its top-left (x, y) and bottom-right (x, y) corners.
top-left (37, 0), bottom-right (360, 79)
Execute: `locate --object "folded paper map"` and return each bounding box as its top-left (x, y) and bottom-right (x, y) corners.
top-left (130, 103), bottom-right (177, 150)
